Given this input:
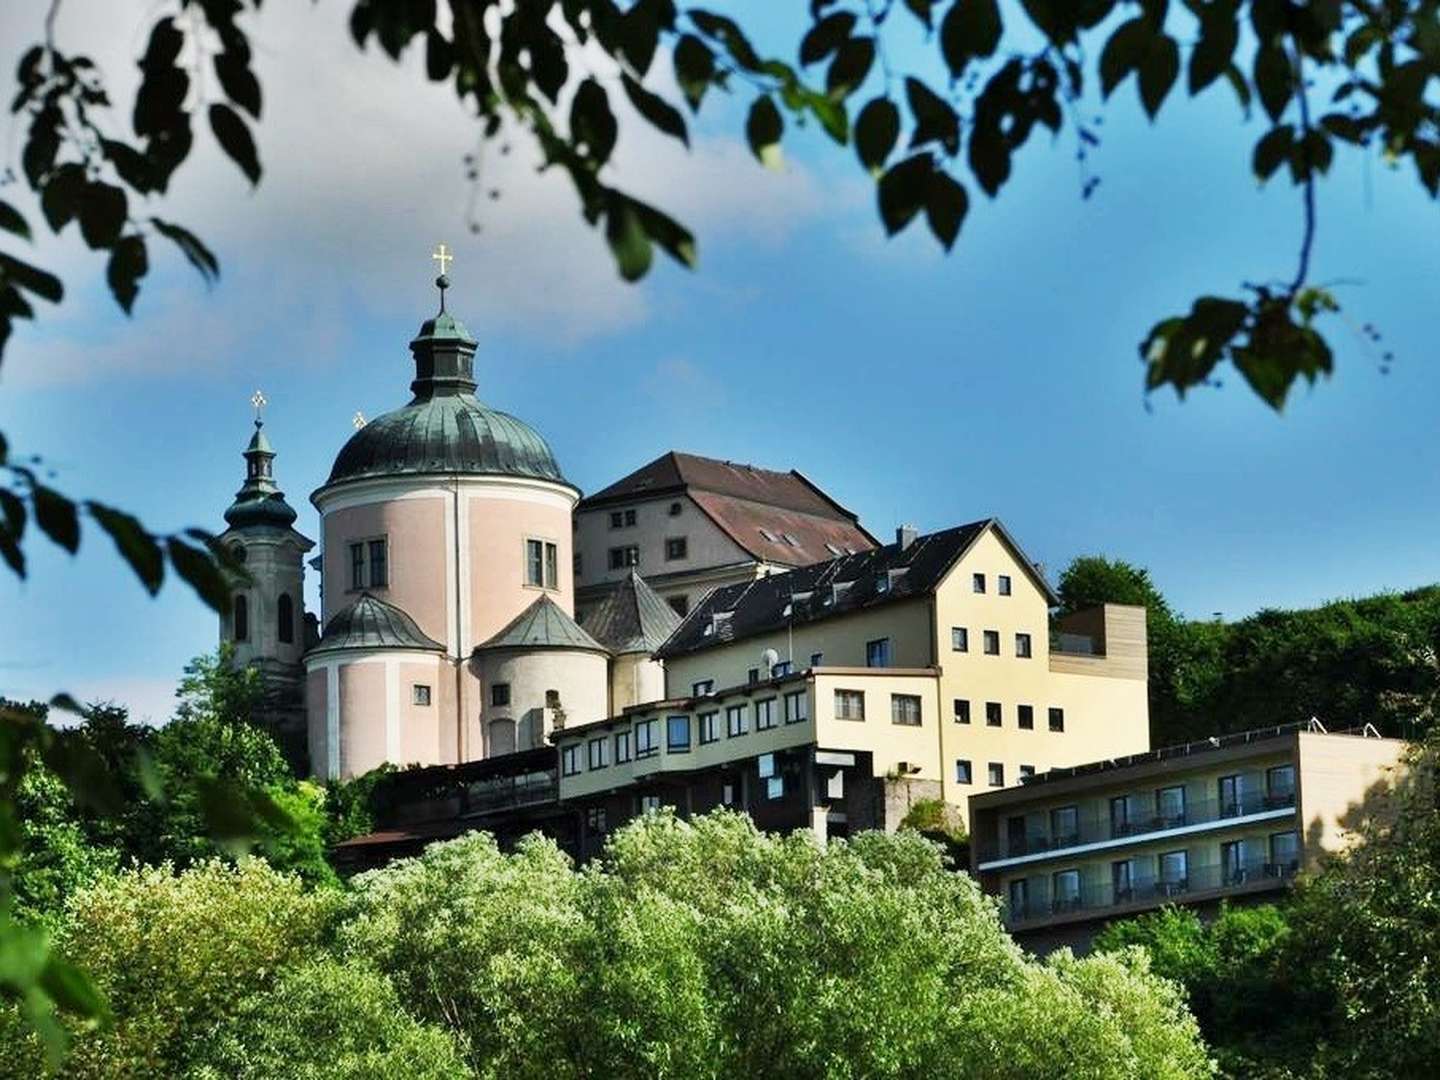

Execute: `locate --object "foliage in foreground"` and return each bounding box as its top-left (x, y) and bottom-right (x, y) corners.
top-left (0, 812), bottom-right (1214, 1079)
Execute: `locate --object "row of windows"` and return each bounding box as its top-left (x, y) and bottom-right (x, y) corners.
top-left (606, 537), bottom-right (689, 570)
top-left (832, 689), bottom-right (923, 725)
top-left (346, 536), bottom-right (562, 593)
top-left (607, 502), bottom-right (685, 530)
top-left (954, 700), bottom-right (1064, 732)
top-left (955, 759), bottom-right (1037, 786)
top-left (231, 593), bottom-right (295, 645)
top-left (972, 573), bottom-right (1012, 595)
top-left (951, 626), bottom-right (1031, 658)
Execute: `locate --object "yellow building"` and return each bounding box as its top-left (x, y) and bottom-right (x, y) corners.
top-left (552, 519), bottom-right (1152, 847)
top-left (967, 723), bottom-right (1406, 952)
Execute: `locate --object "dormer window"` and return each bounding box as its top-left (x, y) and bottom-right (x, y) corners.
top-left (759, 527), bottom-right (778, 543)
top-left (825, 543), bottom-right (842, 557)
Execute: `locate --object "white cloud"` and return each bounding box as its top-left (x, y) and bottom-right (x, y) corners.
top-left (0, 1), bottom-right (826, 387)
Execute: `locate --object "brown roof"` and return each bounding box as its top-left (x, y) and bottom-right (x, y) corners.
top-left (580, 451), bottom-right (877, 566)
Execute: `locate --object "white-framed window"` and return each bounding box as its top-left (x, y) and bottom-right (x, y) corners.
top-left (726, 704), bottom-right (748, 737)
top-left (766, 775), bottom-right (784, 800)
top-left (412, 684), bottom-right (431, 706)
top-left (983, 630), bottom-right (1000, 655)
top-left (754, 698), bottom-right (777, 730)
top-left (665, 537), bottom-right (688, 561)
top-left (561, 745), bottom-right (581, 776)
top-left (613, 729), bottom-right (632, 763)
top-left (835, 689), bottom-right (865, 721)
top-left (955, 759), bottom-right (972, 784)
top-left (998, 574), bottom-right (1012, 595)
top-left (783, 690), bottom-right (807, 724)
top-left (692, 679), bottom-right (715, 697)
top-left (639, 794), bottom-right (662, 812)
top-left (699, 712), bottom-right (720, 744)
top-left (588, 737), bottom-right (608, 770)
top-left (608, 545), bottom-right (639, 570)
top-left (1015, 632), bottom-right (1032, 658)
top-left (951, 626), bottom-right (968, 652)
top-left (666, 715), bottom-right (691, 752)
top-left (866, 637), bottom-right (891, 667)
top-left (973, 572), bottom-right (986, 593)
top-left (349, 537), bottom-right (389, 590)
top-left (525, 538), bottom-right (559, 589)
top-left (988, 762), bottom-right (1005, 787)
top-left (635, 718), bottom-right (659, 757)
top-left (891, 694), bottom-right (922, 726)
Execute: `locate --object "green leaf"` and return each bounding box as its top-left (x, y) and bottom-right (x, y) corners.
top-left (1189, 13), bottom-right (1238, 94)
top-left (425, 30), bottom-right (453, 81)
top-left (0, 200), bottom-right (30, 240)
top-left (214, 50), bottom-right (261, 118)
top-left (40, 163), bottom-right (86, 234)
top-left (746, 96), bottom-right (784, 169)
top-left (32, 484), bottom-right (79, 553)
top-left (151, 217), bottom-right (219, 283)
top-left (673, 34), bottom-right (714, 112)
top-left (1253, 124), bottom-right (1294, 179)
top-left (826, 36), bottom-right (875, 101)
top-left (1254, 44), bottom-right (1292, 122)
top-left (1099, 17), bottom-right (1150, 98)
top-left (620, 74), bottom-right (688, 147)
top-left (940, 0), bottom-right (1003, 75)
top-left (102, 139), bottom-right (156, 193)
top-left (967, 121), bottom-right (1009, 196)
top-left (689, 10), bottom-right (762, 72)
top-left (571, 78), bottom-right (618, 165)
top-left (1142, 295), bottom-right (1250, 396)
top-left (0, 253), bottom-right (62, 304)
top-left (39, 957), bottom-right (109, 1025)
top-left (48, 692), bottom-right (83, 714)
top-left (208, 102), bottom-right (261, 185)
top-left (632, 199), bottom-right (697, 269)
top-left (88, 501), bottom-right (164, 594)
top-left (804, 92), bottom-right (849, 144)
top-left (1223, 63), bottom-right (1252, 113)
top-left (905, 79), bottom-right (960, 155)
top-left (167, 536), bottom-right (231, 613)
top-left (42, 733), bottom-right (125, 815)
top-left (605, 196), bottom-right (652, 281)
top-left (877, 153), bottom-right (933, 235)
top-left (1138, 34), bottom-right (1180, 118)
top-left (105, 235), bottom-right (148, 314)
top-left (855, 97), bottom-right (900, 174)
top-left (1290, 128), bottom-right (1333, 181)
top-left (800, 12), bottom-right (857, 65)
top-left (924, 169), bottom-right (968, 251)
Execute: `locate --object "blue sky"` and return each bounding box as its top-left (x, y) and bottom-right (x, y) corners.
top-left (2, 2), bottom-right (1437, 722)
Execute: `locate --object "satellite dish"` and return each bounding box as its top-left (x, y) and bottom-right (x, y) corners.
top-left (760, 647), bottom-right (780, 672)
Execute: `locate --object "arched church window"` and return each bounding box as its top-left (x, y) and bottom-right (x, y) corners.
top-left (489, 718), bottom-right (516, 757)
top-left (278, 593), bottom-right (294, 644)
top-left (234, 595), bottom-right (249, 642)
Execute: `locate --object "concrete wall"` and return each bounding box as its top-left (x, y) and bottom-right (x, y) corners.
top-left (476, 647), bottom-right (609, 755)
top-left (609, 652), bottom-right (667, 715)
top-left (574, 493), bottom-right (750, 600)
top-left (219, 529), bottom-right (309, 670)
top-left (1296, 730), bottom-right (1407, 863)
top-left (305, 649), bottom-right (449, 780)
top-left (812, 670), bottom-right (943, 782)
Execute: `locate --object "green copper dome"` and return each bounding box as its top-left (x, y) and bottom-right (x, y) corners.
top-left (324, 292), bottom-right (569, 488)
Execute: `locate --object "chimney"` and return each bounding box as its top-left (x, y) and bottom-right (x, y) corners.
top-left (896, 524), bottom-right (917, 551)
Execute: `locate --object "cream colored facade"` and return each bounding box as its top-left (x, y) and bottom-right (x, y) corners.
top-left (968, 726), bottom-right (1406, 942)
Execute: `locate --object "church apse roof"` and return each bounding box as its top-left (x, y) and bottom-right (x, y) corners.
top-left (309, 593), bottom-right (444, 656)
top-left (579, 571), bottom-right (681, 655)
top-left (476, 594), bottom-right (608, 654)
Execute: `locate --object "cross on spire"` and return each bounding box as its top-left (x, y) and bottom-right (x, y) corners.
top-left (431, 243), bottom-right (453, 275)
top-left (250, 388), bottom-right (267, 426)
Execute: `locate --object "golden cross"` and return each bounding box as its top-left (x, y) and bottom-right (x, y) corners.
top-left (352, 411), bottom-right (367, 430)
top-left (250, 389), bottom-right (267, 423)
top-left (431, 243), bottom-right (453, 276)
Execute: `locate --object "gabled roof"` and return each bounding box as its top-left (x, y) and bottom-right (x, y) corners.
top-left (477, 594), bottom-right (607, 653)
top-left (579, 571), bottom-right (681, 654)
top-left (309, 593), bottom-right (444, 656)
top-left (579, 451), bottom-right (878, 566)
top-left (655, 518), bottom-right (1058, 659)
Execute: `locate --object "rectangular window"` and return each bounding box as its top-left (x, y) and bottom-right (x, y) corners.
top-left (1017, 704), bottom-right (1034, 730)
top-left (1008, 878), bottom-right (1029, 920)
top-left (891, 694), bottom-right (922, 726)
top-left (1218, 774), bottom-right (1244, 817)
top-left (491, 683), bottom-right (511, 707)
top-left (771, 660), bottom-right (794, 678)
top-left (666, 715), bottom-right (691, 753)
top-left (412, 684), bottom-right (431, 706)
top-left (1015, 632), bottom-right (1032, 658)
top-left (668, 595), bottom-right (689, 616)
top-left (665, 537), bottom-right (688, 561)
top-left (1269, 830), bottom-right (1300, 871)
top-left (585, 806), bottom-right (607, 833)
top-left (613, 729), bottom-right (632, 763)
top-left (973, 572), bottom-right (986, 593)
top-left (1159, 850), bottom-right (1189, 893)
top-left (754, 699), bottom-right (777, 730)
top-left (561, 745), bottom-right (580, 776)
top-left (1050, 805), bottom-right (1079, 846)
top-left (640, 794), bottom-right (661, 812)
top-left (634, 719), bottom-right (658, 758)
top-left (783, 691), bottom-right (808, 724)
top-left (608, 545), bottom-right (639, 570)
top-left (721, 782), bottom-right (736, 806)
top-left (951, 626), bottom-right (969, 652)
top-left (988, 762), bottom-right (1005, 787)
top-left (1222, 839), bottom-right (1249, 884)
top-left (1112, 859), bottom-right (1134, 901)
top-left (624, 509), bottom-right (637, 527)
top-left (1052, 869), bottom-right (1081, 911)
top-left (588, 737), bottom-right (608, 770)
top-left (699, 712), bottom-right (720, 744)
top-left (766, 775), bottom-right (784, 800)
top-left (1048, 707), bottom-right (1065, 732)
top-left (1019, 764), bottom-right (1035, 779)
top-left (866, 637), bottom-right (892, 668)
top-left (954, 698), bottom-right (971, 724)
top-left (747, 667), bottom-right (760, 685)
top-left (834, 689), bottom-right (865, 721)
top-left (368, 539), bottom-right (387, 588)
top-left (1156, 785), bottom-right (1187, 826)
top-left (526, 539), bottom-right (545, 586)
top-left (692, 679), bottom-right (714, 697)
top-left (998, 574), bottom-right (1012, 596)
top-left (350, 542), bottom-right (365, 590)
top-left (726, 705), bottom-right (748, 737)
top-left (1266, 764), bottom-right (1297, 805)
top-left (809, 651), bottom-right (824, 667)
top-left (985, 701), bottom-right (1002, 727)
top-left (983, 630), bottom-right (1000, 655)
top-left (545, 542), bottom-right (558, 589)
top-left (955, 758), bottom-right (973, 784)
top-left (1110, 795), bottom-right (1139, 836)
top-left (609, 511), bottom-right (624, 529)
top-left (669, 501), bottom-right (682, 517)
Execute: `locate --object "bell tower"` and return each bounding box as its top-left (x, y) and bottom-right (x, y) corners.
top-left (217, 391), bottom-right (315, 769)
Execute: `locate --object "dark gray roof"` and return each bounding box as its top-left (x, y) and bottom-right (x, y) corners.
top-left (309, 593), bottom-right (445, 656)
top-left (224, 420), bottom-right (305, 533)
top-left (477, 595), bottom-right (607, 653)
top-left (579, 571), bottom-right (681, 654)
top-left (655, 519), bottom-right (1057, 659)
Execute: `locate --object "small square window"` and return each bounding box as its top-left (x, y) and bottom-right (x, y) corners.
top-left (891, 694), bottom-right (922, 726)
top-left (669, 501), bottom-right (683, 516)
top-left (561, 745), bottom-right (580, 776)
top-left (866, 637), bottom-right (892, 668)
top-left (988, 762), bottom-right (1005, 787)
top-left (1015, 632), bottom-right (1032, 658)
top-left (973, 572), bottom-right (986, 593)
top-left (771, 660), bottom-right (794, 678)
top-left (692, 679), bottom-right (714, 697)
top-left (585, 806), bottom-right (607, 832)
top-left (1017, 704), bottom-right (1034, 730)
top-left (412, 684), bottom-right (431, 706)
top-left (809, 651), bottom-right (824, 667)
top-left (955, 759), bottom-right (973, 784)
top-left (666, 715), bottom-right (691, 752)
top-left (766, 775), bottom-right (784, 800)
top-left (951, 626), bottom-right (969, 652)
top-left (640, 794), bottom-right (662, 812)
top-left (998, 574), bottom-right (1012, 596)
top-left (1019, 764), bottom-right (1036, 779)
top-left (985, 701), bottom-right (1002, 727)
top-left (491, 683), bottom-right (511, 707)
top-left (835, 689), bottom-right (865, 720)
top-left (665, 537), bottom-right (688, 561)
top-left (747, 667), bottom-right (760, 685)
top-left (609, 511), bottom-right (624, 529)
top-left (608, 545), bottom-right (639, 570)
top-left (954, 698), bottom-right (971, 724)
top-left (624, 509), bottom-right (637, 526)
top-left (983, 630), bottom-right (1000, 655)
top-left (1049, 707), bottom-right (1065, 733)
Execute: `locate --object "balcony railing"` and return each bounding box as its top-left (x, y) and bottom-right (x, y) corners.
top-left (980, 788), bottom-right (1296, 862)
top-left (1007, 859), bottom-right (1300, 925)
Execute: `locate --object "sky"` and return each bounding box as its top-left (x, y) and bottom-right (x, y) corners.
top-left (1, 2), bottom-right (1437, 724)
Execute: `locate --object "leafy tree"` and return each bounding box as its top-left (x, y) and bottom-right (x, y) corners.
top-left (4, 1), bottom-right (1434, 409)
top-left (1058, 556), bottom-right (1174, 620)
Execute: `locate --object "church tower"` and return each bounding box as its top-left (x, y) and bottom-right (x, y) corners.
top-left (218, 394), bottom-right (315, 768)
